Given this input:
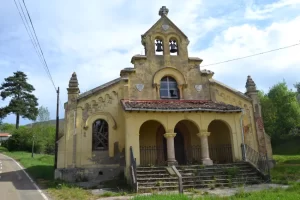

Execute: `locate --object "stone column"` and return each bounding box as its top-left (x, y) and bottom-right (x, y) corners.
top-left (197, 131), bottom-right (213, 165)
top-left (164, 132), bottom-right (177, 166)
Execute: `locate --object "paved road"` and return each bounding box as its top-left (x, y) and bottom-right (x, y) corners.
top-left (0, 153), bottom-right (48, 200)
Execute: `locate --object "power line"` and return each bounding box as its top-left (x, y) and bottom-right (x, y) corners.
top-left (21, 0), bottom-right (56, 90)
top-left (201, 42), bottom-right (300, 67)
top-left (13, 0), bottom-right (45, 69)
top-left (13, 0), bottom-right (57, 91)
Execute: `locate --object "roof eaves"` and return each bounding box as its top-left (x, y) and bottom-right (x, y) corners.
top-left (122, 107), bottom-right (242, 113)
top-left (210, 79), bottom-right (252, 101)
top-left (78, 78), bottom-right (121, 100)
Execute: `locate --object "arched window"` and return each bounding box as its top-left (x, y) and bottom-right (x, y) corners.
top-left (160, 76), bottom-right (180, 99)
top-left (92, 119), bottom-right (109, 151)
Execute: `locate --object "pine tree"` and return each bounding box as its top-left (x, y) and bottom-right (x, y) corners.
top-left (0, 71), bottom-right (39, 129)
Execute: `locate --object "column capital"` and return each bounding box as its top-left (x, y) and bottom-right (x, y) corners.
top-left (197, 131), bottom-right (211, 137)
top-left (164, 132), bottom-right (176, 138)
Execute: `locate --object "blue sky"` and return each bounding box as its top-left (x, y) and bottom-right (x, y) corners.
top-left (1, 0), bottom-right (300, 125)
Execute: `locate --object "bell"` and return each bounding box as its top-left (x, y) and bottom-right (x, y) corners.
top-left (170, 41), bottom-right (177, 53)
top-left (156, 40), bottom-right (163, 52)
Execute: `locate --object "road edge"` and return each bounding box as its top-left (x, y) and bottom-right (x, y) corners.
top-left (0, 153), bottom-right (49, 200)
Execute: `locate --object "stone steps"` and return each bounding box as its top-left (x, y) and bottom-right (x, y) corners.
top-left (135, 162), bottom-right (264, 192)
top-left (177, 162), bottom-right (263, 190)
top-left (136, 166), bottom-right (178, 193)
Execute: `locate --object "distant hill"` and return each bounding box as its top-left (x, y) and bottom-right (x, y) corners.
top-left (26, 119), bottom-right (65, 132)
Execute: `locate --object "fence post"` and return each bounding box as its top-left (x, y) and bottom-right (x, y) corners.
top-left (265, 154), bottom-right (271, 182)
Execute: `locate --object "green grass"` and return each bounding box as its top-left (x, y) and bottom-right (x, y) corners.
top-left (271, 155), bottom-right (300, 185)
top-left (273, 155), bottom-right (300, 164)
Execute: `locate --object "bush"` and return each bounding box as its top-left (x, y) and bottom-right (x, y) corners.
top-left (3, 124), bottom-right (56, 154)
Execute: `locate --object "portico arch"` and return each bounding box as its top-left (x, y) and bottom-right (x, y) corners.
top-left (139, 120), bottom-right (166, 166)
top-left (208, 120), bottom-right (233, 163)
top-left (174, 119), bottom-right (200, 165)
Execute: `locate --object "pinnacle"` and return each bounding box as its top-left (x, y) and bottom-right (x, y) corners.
top-left (245, 75), bottom-right (256, 91)
top-left (69, 72), bottom-right (79, 88)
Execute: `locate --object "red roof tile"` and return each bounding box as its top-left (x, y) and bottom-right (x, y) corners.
top-left (121, 100), bottom-right (242, 112)
top-left (0, 133), bottom-right (11, 137)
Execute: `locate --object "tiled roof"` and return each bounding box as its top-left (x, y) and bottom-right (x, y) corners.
top-left (0, 133), bottom-right (11, 137)
top-left (121, 100), bottom-right (242, 112)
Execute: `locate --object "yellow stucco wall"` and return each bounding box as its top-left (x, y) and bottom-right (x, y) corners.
top-left (211, 81), bottom-right (259, 153)
top-left (58, 83), bottom-right (126, 168)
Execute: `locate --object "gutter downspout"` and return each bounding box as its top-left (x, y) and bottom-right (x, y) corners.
top-left (240, 109), bottom-right (247, 161)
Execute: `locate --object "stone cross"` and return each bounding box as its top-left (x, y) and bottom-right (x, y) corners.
top-left (159, 6), bottom-right (169, 16)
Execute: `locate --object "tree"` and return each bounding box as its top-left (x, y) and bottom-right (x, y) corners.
top-left (37, 106), bottom-right (50, 122)
top-left (294, 82), bottom-right (300, 102)
top-left (0, 71), bottom-right (39, 129)
top-left (259, 81), bottom-right (300, 143)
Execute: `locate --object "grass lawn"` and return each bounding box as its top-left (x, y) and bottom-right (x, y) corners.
top-left (1, 146), bottom-right (300, 200)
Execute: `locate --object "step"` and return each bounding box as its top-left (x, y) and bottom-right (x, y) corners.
top-left (182, 180), bottom-right (263, 188)
top-left (181, 172), bottom-right (259, 178)
top-left (184, 177), bottom-right (262, 183)
top-left (137, 174), bottom-right (171, 178)
top-left (138, 185), bottom-right (179, 191)
top-left (137, 177), bottom-right (178, 181)
top-left (138, 181), bottom-right (178, 186)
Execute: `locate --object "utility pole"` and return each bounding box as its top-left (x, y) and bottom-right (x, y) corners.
top-left (31, 135), bottom-right (35, 158)
top-left (31, 121), bottom-right (34, 158)
top-left (54, 87), bottom-right (59, 169)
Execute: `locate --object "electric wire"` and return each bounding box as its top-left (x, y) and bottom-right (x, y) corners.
top-left (201, 42), bottom-right (300, 67)
top-left (13, 0), bottom-right (45, 71)
top-left (21, 0), bottom-right (56, 91)
top-left (13, 0), bottom-right (57, 91)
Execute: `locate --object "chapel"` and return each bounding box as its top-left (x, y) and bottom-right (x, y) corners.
top-left (55, 6), bottom-right (273, 187)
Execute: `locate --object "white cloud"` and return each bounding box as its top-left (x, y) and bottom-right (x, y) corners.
top-left (245, 0), bottom-right (300, 20)
top-left (197, 16), bottom-right (300, 92)
top-left (1, 0), bottom-right (300, 125)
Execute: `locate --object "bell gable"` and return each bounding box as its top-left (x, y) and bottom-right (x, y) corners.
top-left (141, 6), bottom-right (190, 60)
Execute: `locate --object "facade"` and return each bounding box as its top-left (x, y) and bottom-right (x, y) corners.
top-left (55, 6), bottom-right (273, 183)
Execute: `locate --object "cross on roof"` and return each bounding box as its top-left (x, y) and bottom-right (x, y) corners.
top-left (159, 6), bottom-right (169, 17)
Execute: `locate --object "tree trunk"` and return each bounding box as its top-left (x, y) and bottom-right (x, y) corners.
top-left (16, 113), bottom-right (20, 129)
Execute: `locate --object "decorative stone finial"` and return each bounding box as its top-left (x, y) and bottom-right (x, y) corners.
top-left (159, 6), bottom-right (169, 17)
top-left (245, 75), bottom-right (257, 92)
top-left (68, 72), bottom-right (79, 88)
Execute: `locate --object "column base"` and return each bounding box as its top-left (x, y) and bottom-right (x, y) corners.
top-left (167, 160), bottom-right (178, 166)
top-left (201, 158), bottom-right (213, 165)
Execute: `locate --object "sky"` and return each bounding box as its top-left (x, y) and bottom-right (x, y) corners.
top-left (1, 0), bottom-right (300, 125)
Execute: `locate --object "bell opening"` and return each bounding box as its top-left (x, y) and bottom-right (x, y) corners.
top-left (169, 40), bottom-right (178, 56)
top-left (155, 39), bottom-right (164, 55)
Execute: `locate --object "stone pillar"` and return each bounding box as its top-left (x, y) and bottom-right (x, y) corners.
top-left (164, 132), bottom-right (177, 166)
top-left (197, 132), bottom-right (213, 165)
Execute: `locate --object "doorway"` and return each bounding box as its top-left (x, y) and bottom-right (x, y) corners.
top-left (174, 130), bottom-right (186, 165)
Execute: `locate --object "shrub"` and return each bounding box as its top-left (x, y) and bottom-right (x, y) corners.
top-left (4, 124), bottom-right (55, 154)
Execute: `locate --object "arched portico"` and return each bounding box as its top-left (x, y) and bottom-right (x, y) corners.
top-left (139, 120), bottom-right (166, 166)
top-left (208, 120), bottom-right (233, 163)
top-left (173, 120), bottom-right (200, 165)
